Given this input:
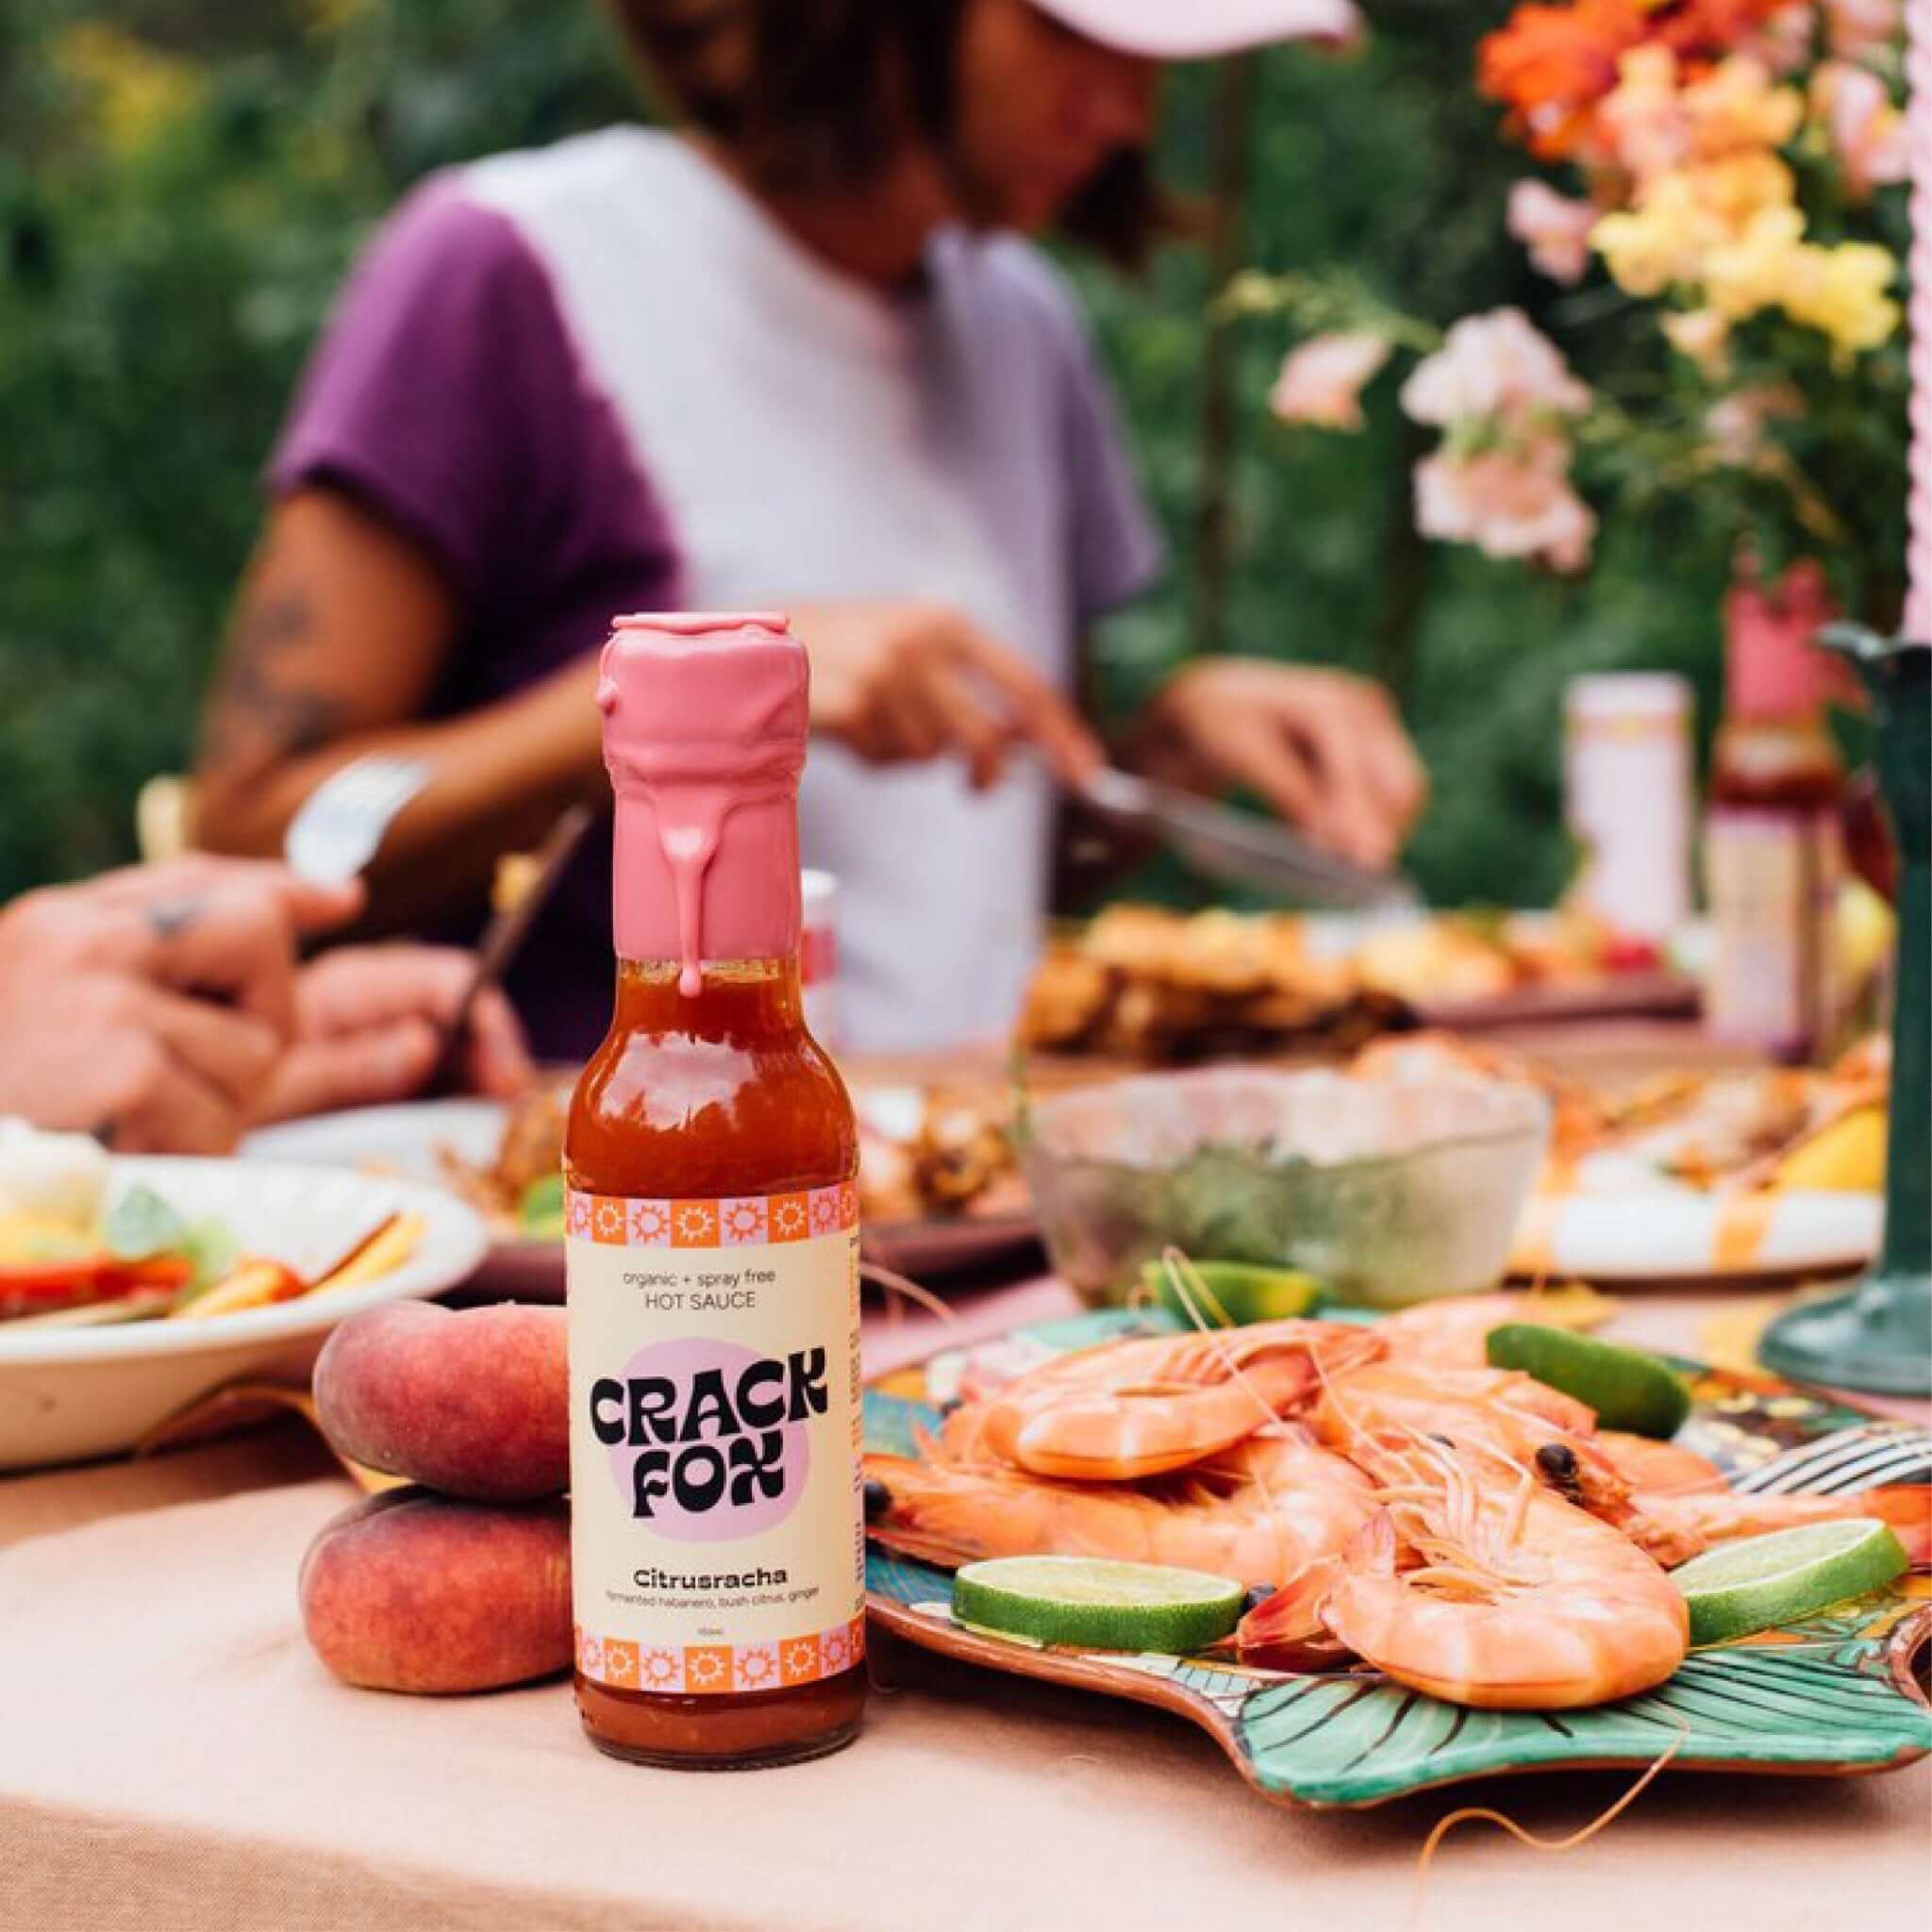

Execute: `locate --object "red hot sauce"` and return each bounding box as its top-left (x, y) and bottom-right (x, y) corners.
top-left (565, 612), bottom-right (865, 1767)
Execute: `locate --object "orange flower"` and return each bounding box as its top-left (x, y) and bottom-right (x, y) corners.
top-left (1480, 0), bottom-right (1792, 159)
top-left (1480, 0), bottom-right (1649, 158)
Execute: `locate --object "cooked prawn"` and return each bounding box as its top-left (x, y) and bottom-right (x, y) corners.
top-left (1266, 1431), bottom-right (1689, 1709)
top-left (1375, 1292), bottom-right (1596, 1372)
top-left (1594, 1431), bottom-right (1727, 1497)
top-left (974, 1319), bottom-right (1383, 1480)
top-left (862, 1425), bottom-right (1376, 1586)
top-left (1310, 1359), bottom-right (1598, 1457)
top-left (1636, 1483), bottom-right (1931, 1569)
top-left (1309, 1362), bottom-right (1706, 1565)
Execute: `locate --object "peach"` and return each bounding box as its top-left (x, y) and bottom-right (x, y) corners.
top-left (300, 1489), bottom-right (571, 1693)
top-left (313, 1300), bottom-right (566, 1499)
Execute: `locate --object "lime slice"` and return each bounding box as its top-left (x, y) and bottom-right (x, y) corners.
top-left (951, 1556), bottom-right (1243, 1654)
top-left (1486, 1323), bottom-right (1691, 1438)
top-left (1141, 1258), bottom-right (1325, 1327)
top-left (1672, 1519), bottom-right (1909, 1646)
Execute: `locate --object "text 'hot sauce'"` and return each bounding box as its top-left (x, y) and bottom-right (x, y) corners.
top-left (566, 612), bottom-right (865, 1768)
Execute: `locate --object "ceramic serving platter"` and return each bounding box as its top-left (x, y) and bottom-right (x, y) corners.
top-left (246, 1096), bottom-right (1039, 1299)
top-left (0, 1157), bottom-right (486, 1470)
top-left (862, 1307), bottom-right (1932, 1809)
top-left (1507, 1185), bottom-right (1880, 1288)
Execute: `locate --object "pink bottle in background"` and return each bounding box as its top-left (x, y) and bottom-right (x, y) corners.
top-left (1703, 563), bottom-right (1847, 1063)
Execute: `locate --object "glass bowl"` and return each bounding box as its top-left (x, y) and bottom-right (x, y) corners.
top-left (1015, 1068), bottom-right (1551, 1310)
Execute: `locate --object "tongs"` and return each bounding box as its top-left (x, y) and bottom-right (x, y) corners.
top-left (1077, 766), bottom-right (1420, 911)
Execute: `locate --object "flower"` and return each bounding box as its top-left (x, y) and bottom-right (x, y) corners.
top-left (1741, 3), bottom-right (1824, 75)
top-left (1704, 383), bottom-right (1803, 465)
top-left (1777, 240), bottom-right (1900, 354)
top-left (1400, 308), bottom-right (1591, 426)
top-left (1413, 438), bottom-right (1597, 571)
top-left (1810, 60), bottom-right (1907, 198)
top-left (1507, 181), bottom-right (1600, 283)
top-left (1691, 150), bottom-right (1798, 224)
top-left (1822, 0), bottom-right (1902, 65)
top-left (1592, 176), bottom-right (1719, 295)
top-left (1679, 55), bottom-right (1804, 157)
top-left (1268, 332), bottom-right (1391, 429)
top-left (1702, 204), bottom-right (1808, 318)
top-left (1479, 0), bottom-right (1799, 161)
top-left (1479, 0), bottom-right (1652, 158)
top-left (1662, 307), bottom-right (1733, 375)
top-left (1596, 44), bottom-right (1692, 179)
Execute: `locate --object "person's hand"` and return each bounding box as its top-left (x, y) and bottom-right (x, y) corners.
top-left (1124, 660), bottom-right (1428, 870)
top-left (791, 600), bottom-right (1102, 790)
top-left (257, 945), bottom-right (535, 1124)
top-left (0, 858), bottom-right (361, 1152)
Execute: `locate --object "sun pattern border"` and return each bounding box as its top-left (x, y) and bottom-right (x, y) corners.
top-left (575, 1615), bottom-right (866, 1696)
top-left (566, 1184), bottom-right (858, 1248)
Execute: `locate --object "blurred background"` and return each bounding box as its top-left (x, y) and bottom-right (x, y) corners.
top-left (4, 0), bottom-right (1824, 910)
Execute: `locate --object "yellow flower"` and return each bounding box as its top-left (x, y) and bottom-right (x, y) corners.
top-left (1592, 175), bottom-right (1722, 296)
top-left (1779, 242), bottom-right (1901, 355)
top-left (1702, 205), bottom-right (1807, 320)
top-left (49, 25), bottom-right (203, 158)
top-left (1690, 151), bottom-right (1796, 225)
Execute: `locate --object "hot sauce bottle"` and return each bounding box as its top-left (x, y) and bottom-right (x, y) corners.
top-left (565, 612), bottom-right (865, 1768)
top-left (1703, 565), bottom-right (1846, 1063)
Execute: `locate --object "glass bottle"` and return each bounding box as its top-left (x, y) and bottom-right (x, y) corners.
top-left (1704, 564), bottom-right (1846, 1062)
top-left (566, 612), bottom-right (865, 1768)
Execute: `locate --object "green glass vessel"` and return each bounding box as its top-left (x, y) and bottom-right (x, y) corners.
top-left (1759, 627), bottom-right (1930, 1395)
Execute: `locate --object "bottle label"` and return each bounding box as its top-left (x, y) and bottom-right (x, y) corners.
top-left (1704, 806), bottom-right (1840, 1054)
top-left (565, 1184), bottom-right (865, 1697)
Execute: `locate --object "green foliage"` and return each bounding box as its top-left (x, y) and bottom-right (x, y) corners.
top-left (1, 0), bottom-right (1738, 908)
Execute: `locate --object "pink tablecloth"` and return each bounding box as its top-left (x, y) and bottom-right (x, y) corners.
top-left (0, 1281), bottom-right (1925, 1932)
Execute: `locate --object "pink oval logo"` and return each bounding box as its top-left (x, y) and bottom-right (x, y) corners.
top-left (603, 1337), bottom-right (811, 1543)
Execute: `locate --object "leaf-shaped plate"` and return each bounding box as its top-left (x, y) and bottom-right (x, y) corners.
top-left (862, 1308), bottom-right (1932, 1808)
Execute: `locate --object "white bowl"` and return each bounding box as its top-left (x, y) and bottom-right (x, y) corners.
top-left (0, 1157), bottom-right (487, 1470)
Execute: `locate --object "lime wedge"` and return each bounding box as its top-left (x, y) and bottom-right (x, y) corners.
top-left (951, 1556), bottom-right (1243, 1654)
top-left (1141, 1258), bottom-right (1325, 1327)
top-left (1672, 1519), bottom-right (1909, 1646)
top-left (1486, 1323), bottom-right (1691, 1438)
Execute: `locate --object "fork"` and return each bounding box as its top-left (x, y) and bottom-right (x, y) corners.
top-left (283, 754), bottom-right (433, 885)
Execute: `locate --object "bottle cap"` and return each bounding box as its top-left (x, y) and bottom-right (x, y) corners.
top-left (597, 613), bottom-right (808, 992)
top-left (1724, 562), bottom-right (1840, 721)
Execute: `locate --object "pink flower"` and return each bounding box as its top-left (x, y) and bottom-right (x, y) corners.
top-left (1704, 383), bottom-right (1804, 466)
top-left (1507, 181), bottom-right (1599, 285)
top-left (1400, 308), bottom-right (1591, 427)
top-left (1413, 437), bottom-right (1596, 572)
top-left (1823, 0), bottom-right (1901, 65)
top-left (1267, 332), bottom-right (1391, 429)
top-left (1662, 308), bottom-right (1732, 375)
top-left (1743, 4), bottom-right (1826, 75)
top-left (1811, 60), bottom-right (1907, 198)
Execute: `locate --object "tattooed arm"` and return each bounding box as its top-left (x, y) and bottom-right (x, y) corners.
top-left (192, 489), bottom-right (607, 924)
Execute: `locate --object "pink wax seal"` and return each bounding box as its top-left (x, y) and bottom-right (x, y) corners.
top-left (596, 613), bottom-right (808, 994)
top-left (1724, 561), bottom-right (1844, 721)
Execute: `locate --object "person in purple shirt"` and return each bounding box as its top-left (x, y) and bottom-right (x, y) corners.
top-left (192, 0), bottom-right (1424, 1060)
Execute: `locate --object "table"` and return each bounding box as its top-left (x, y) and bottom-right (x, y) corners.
top-left (0, 1279), bottom-right (1925, 1932)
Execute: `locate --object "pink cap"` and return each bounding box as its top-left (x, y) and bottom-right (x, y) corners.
top-left (1033, 0), bottom-right (1359, 57)
top-left (1724, 562), bottom-right (1845, 721)
top-left (597, 613), bottom-right (808, 992)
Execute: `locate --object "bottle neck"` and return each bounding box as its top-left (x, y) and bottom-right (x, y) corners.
top-left (610, 791), bottom-right (802, 991)
top-left (610, 956), bottom-right (806, 1042)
